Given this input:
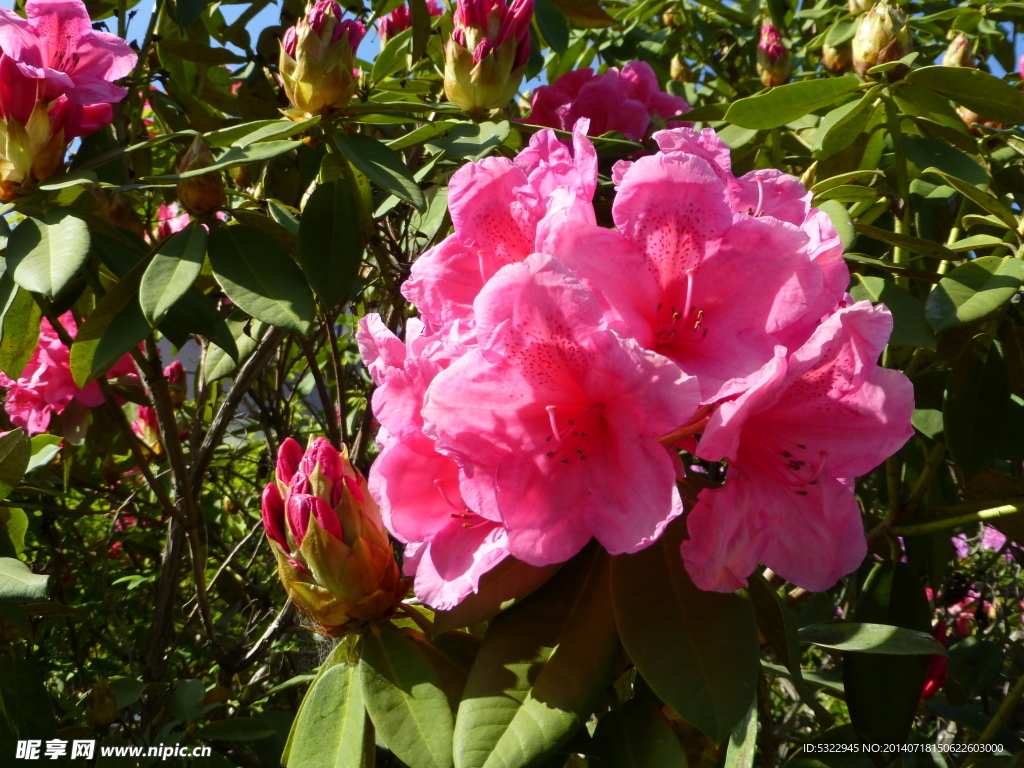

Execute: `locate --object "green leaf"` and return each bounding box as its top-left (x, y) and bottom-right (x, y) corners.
top-left (725, 76), bottom-right (861, 130)
top-left (590, 694), bottom-right (689, 768)
top-left (548, 0), bottom-right (615, 27)
top-left (299, 180), bottom-right (365, 308)
top-left (230, 117), bottom-right (320, 148)
top-left (798, 622), bottom-right (946, 655)
top-left (944, 334), bottom-right (1009, 480)
top-left (0, 431), bottom-right (29, 505)
top-left (816, 200), bottom-right (855, 250)
top-left (7, 209), bottom-right (90, 298)
top-left (409, 0), bottom-right (432, 62)
top-left (0, 285), bottom-right (42, 380)
top-left (432, 558), bottom-right (560, 634)
top-left (535, 0), bottom-right (569, 55)
top-left (0, 558), bottom-right (48, 602)
top-left (426, 122), bottom-right (512, 162)
top-left (26, 435), bottom-right (62, 473)
top-left (0, 656), bottom-right (57, 744)
top-left (0, 508), bottom-right (29, 556)
top-left (284, 660), bottom-right (373, 768)
top-left (724, 701), bottom-right (757, 768)
top-left (611, 519), bottom-right (759, 743)
top-left (903, 140), bottom-right (989, 191)
top-left (70, 263), bottom-right (151, 387)
top-left (140, 224), bottom-right (208, 325)
top-left (146, 141), bottom-right (301, 181)
top-left (856, 222), bottom-right (957, 262)
top-left (204, 314), bottom-right (266, 383)
top-left (923, 169), bottom-right (1016, 229)
top-left (361, 624), bottom-right (457, 768)
top-left (198, 717), bottom-right (276, 742)
top-left (372, 28), bottom-right (413, 83)
top-left (849, 274), bottom-right (936, 350)
top-left (332, 132), bottom-right (427, 212)
top-left (454, 545), bottom-right (620, 768)
top-left (843, 562), bottom-right (931, 751)
top-left (906, 65), bottom-right (1024, 126)
top-left (207, 224), bottom-right (314, 336)
top-left (925, 256), bottom-right (1024, 332)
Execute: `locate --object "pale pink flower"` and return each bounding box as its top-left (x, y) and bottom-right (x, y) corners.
top-left (680, 303), bottom-right (915, 591)
top-left (155, 202), bottom-right (191, 241)
top-left (0, 313), bottom-right (136, 435)
top-left (421, 253), bottom-right (701, 566)
top-left (527, 61), bottom-right (691, 141)
top-left (378, 0), bottom-right (443, 43)
top-left (952, 525), bottom-right (1009, 558)
top-left (0, 0), bottom-right (137, 106)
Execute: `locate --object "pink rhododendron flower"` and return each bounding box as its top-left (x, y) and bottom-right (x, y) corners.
top-left (0, 313), bottom-right (136, 435)
top-left (527, 61), bottom-right (691, 141)
top-left (378, 0), bottom-right (443, 43)
top-left (155, 202), bottom-right (191, 241)
top-left (952, 525), bottom-right (1009, 559)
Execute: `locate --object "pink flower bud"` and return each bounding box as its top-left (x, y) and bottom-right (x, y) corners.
top-left (941, 33), bottom-right (974, 68)
top-left (444, 0), bottom-right (533, 112)
top-left (276, 437), bottom-right (305, 485)
top-left (378, 0), bottom-right (443, 44)
top-left (164, 360), bottom-right (186, 407)
top-left (261, 483), bottom-right (288, 549)
top-left (756, 23), bottom-right (791, 87)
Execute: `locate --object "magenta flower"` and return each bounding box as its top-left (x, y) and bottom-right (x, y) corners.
top-left (680, 303), bottom-right (914, 591)
top-left (0, 313), bottom-right (136, 436)
top-left (0, 0), bottom-right (137, 106)
top-left (527, 61), bottom-right (691, 141)
top-left (378, 0), bottom-right (443, 43)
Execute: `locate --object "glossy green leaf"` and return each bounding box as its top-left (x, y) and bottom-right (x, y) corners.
top-left (798, 622), bottom-right (946, 655)
top-left (906, 65), bottom-right (1024, 126)
top-left (140, 224), bottom-right (208, 325)
top-left (536, 0), bottom-right (569, 54)
top-left (26, 435), bottom-right (62, 473)
top-left (903, 140), bottom-right (989, 190)
top-left (204, 314), bottom-right (266, 383)
top-left (299, 180), bottom-right (365, 308)
top-left (925, 256), bottom-right (1024, 332)
top-left (856, 222), bottom-right (958, 261)
top-left (70, 264), bottom-right (150, 387)
top-left (427, 121), bottom-right (511, 162)
top-left (611, 519), bottom-right (759, 743)
top-left (7, 209), bottom-right (90, 298)
top-left (333, 132), bottom-right (427, 212)
top-left (849, 274), bottom-right (936, 350)
top-left (361, 624), bottom-right (457, 768)
top-left (923, 169), bottom-right (1015, 229)
top-left (207, 224), bottom-right (314, 336)
top-left (548, 0), bottom-right (615, 27)
top-left (0, 431), bottom-right (29, 506)
top-left (409, 0), bottom-right (432, 62)
top-left (231, 117), bottom-right (320, 148)
top-left (726, 76), bottom-right (860, 130)
top-left (944, 335), bottom-right (1009, 480)
top-left (285, 660), bottom-right (373, 768)
top-left (454, 545), bottom-right (620, 768)
top-left (843, 562), bottom-right (931, 751)
top-left (0, 285), bottom-right (43, 380)
top-left (0, 558), bottom-right (48, 602)
top-left (724, 701), bottom-right (757, 768)
top-left (590, 694), bottom-right (689, 768)
top-left (147, 141), bottom-right (300, 181)
top-left (372, 28), bottom-right (413, 83)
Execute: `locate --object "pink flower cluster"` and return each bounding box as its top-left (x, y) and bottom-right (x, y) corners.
top-left (282, 0), bottom-right (365, 59)
top-left (0, 313), bottom-right (135, 435)
top-left (378, 0), bottom-right (443, 43)
top-left (358, 121), bottom-right (914, 608)
top-left (527, 61), bottom-right (692, 141)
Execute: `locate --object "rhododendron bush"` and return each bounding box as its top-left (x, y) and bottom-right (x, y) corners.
top-left (2, 0), bottom-right (1024, 764)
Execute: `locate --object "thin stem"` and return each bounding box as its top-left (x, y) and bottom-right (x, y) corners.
top-left (906, 441), bottom-right (947, 509)
top-left (299, 337), bottom-right (341, 449)
top-left (889, 503), bottom-right (1023, 537)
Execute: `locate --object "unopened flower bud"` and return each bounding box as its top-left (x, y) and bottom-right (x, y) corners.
top-left (131, 405), bottom-right (162, 458)
top-left (662, 5), bottom-right (681, 27)
top-left (822, 41), bottom-right (853, 72)
top-left (379, 0), bottom-right (443, 44)
top-left (176, 136), bottom-right (226, 216)
top-left (86, 680), bottom-right (120, 728)
top-left (444, 0), bottom-right (534, 113)
top-left (852, 0), bottom-right (913, 79)
top-left (670, 54), bottom-right (692, 83)
top-left (164, 360), bottom-right (186, 407)
top-left (756, 23), bottom-right (791, 88)
top-left (942, 33), bottom-right (974, 68)
top-left (262, 437), bottom-right (409, 634)
top-left (279, 0), bottom-right (365, 116)
top-left (849, 0), bottom-right (873, 14)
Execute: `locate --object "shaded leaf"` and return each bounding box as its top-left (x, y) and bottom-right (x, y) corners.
top-left (300, 180), bottom-right (365, 308)
top-left (284, 660), bottom-right (373, 767)
top-left (906, 65), bottom-right (1024, 126)
top-left (944, 335), bottom-right (1009, 480)
top-left (0, 558), bottom-right (48, 602)
top-left (333, 132), bottom-right (427, 212)
top-left (925, 256), bottom-right (1024, 332)
top-left (140, 224), bottom-right (208, 325)
top-left (7, 209), bottom-right (90, 298)
top-left (798, 622), bottom-right (946, 655)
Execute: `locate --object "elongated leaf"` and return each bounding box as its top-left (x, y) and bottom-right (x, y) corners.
top-left (140, 224), bottom-right (208, 325)
top-left (726, 76), bottom-right (860, 130)
top-left (204, 315), bottom-right (266, 383)
top-left (285, 660), bottom-right (373, 768)
top-left (856, 222), bottom-right (957, 261)
top-left (7, 209), bottom-right (90, 298)
top-left (548, 0), bottom-right (614, 26)
top-left (231, 117), bottom-right (320, 148)
top-left (923, 169), bottom-right (1015, 228)
top-left (799, 622), bottom-right (946, 655)
top-left (906, 65), bottom-right (1024, 126)
top-left (725, 701), bottom-right (757, 768)
top-left (361, 624), bottom-right (457, 768)
top-left (611, 519), bottom-right (759, 743)
top-left (0, 558), bottom-right (48, 601)
top-left (198, 717), bottom-right (276, 741)
top-left (207, 224), bottom-right (314, 336)
top-left (333, 132), bottom-right (427, 212)
top-left (843, 562), bottom-right (931, 752)
top-left (147, 141), bottom-right (300, 181)
top-left (300, 180), bottom-right (364, 308)
top-left (944, 335), bottom-right (1009, 480)
top-left (0, 285), bottom-right (42, 380)
top-left (925, 256), bottom-right (1024, 332)
top-left (536, 0), bottom-right (569, 54)
top-left (454, 545), bottom-right (620, 768)
top-left (849, 274), bottom-right (936, 350)
top-left (70, 263), bottom-right (151, 387)
top-left (590, 694), bottom-right (689, 768)
top-left (0, 431), bottom-right (30, 505)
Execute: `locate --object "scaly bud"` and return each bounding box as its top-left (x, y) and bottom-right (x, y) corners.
top-left (852, 0), bottom-right (913, 79)
top-left (942, 33), bottom-right (974, 68)
top-left (670, 54), bottom-right (692, 83)
top-left (444, 0), bottom-right (534, 113)
top-left (262, 437), bottom-right (409, 634)
top-left (85, 680), bottom-right (120, 728)
top-left (131, 405), bottom-right (162, 457)
top-left (756, 23), bottom-right (791, 88)
top-left (822, 41), bottom-right (853, 72)
top-left (279, 0), bottom-right (365, 117)
top-left (849, 0), bottom-right (873, 14)
top-left (176, 136), bottom-right (226, 216)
